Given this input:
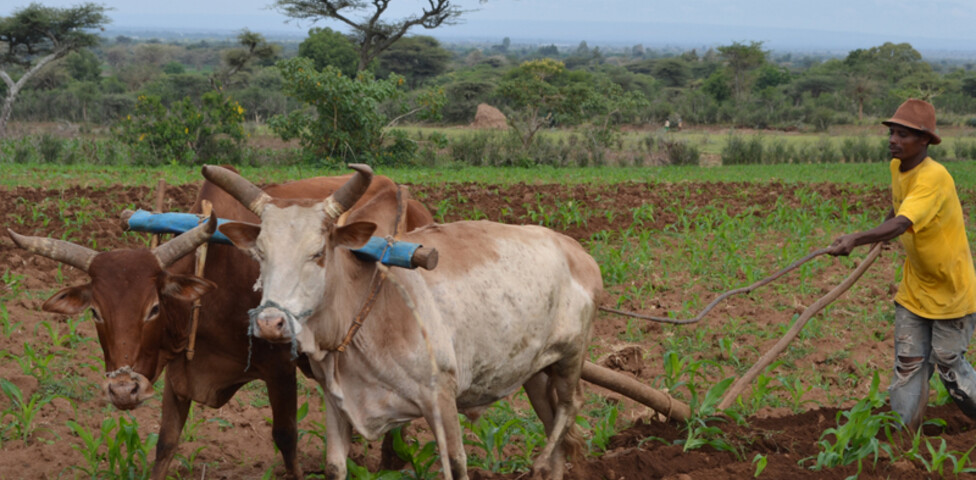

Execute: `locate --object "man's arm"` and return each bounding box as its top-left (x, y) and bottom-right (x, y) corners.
top-left (828, 209), bottom-right (910, 256)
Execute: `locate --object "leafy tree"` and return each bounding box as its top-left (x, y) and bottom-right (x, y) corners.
top-left (717, 41), bottom-right (766, 100)
top-left (702, 70), bottom-right (732, 102)
top-left (0, 2), bottom-right (108, 136)
top-left (753, 64), bottom-right (791, 91)
top-left (376, 35), bottom-right (451, 88)
top-left (214, 29), bottom-right (280, 88)
top-left (845, 42), bottom-right (927, 84)
top-left (537, 44), bottom-right (558, 57)
top-left (652, 58), bottom-right (691, 88)
top-left (584, 77), bottom-right (649, 147)
top-left (268, 56), bottom-right (442, 164)
top-left (274, 0), bottom-right (464, 72)
top-left (298, 27), bottom-right (359, 77)
top-left (847, 74), bottom-right (877, 120)
top-left (962, 76), bottom-right (976, 98)
top-left (64, 49), bottom-right (102, 82)
top-left (497, 59), bottom-right (597, 148)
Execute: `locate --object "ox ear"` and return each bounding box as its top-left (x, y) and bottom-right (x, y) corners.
top-left (333, 221), bottom-right (377, 250)
top-left (42, 284), bottom-right (93, 315)
top-left (219, 221), bottom-right (261, 251)
top-left (161, 274), bottom-right (217, 302)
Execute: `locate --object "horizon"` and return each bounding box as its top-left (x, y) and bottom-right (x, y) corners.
top-left (6, 1), bottom-right (976, 59)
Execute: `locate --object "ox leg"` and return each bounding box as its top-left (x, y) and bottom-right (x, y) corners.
top-left (150, 378), bottom-right (190, 480)
top-left (323, 395), bottom-right (353, 480)
top-left (424, 389), bottom-right (466, 480)
top-left (524, 372), bottom-right (555, 434)
top-left (266, 371), bottom-right (303, 479)
top-left (531, 359), bottom-right (585, 480)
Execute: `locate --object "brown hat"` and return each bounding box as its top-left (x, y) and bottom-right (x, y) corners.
top-left (882, 98), bottom-right (941, 145)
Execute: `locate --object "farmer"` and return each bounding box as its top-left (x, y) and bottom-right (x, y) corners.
top-left (827, 98), bottom-right (976, 430)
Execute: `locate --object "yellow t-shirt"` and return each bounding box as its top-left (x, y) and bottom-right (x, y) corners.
top-left (891, 157), bottom-right (976, 319)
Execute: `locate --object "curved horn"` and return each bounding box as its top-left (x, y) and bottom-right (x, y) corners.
top-left (153, 211), bottom-right (217, 268)
top-left (322, 164), bottom-right (374, 219)
top-left (7, 229), bottom-right (97, 273)
top-left (201, 165), bottom-right (271, 216)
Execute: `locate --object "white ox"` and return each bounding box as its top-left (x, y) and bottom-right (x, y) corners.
top-left (203, 164), bottom-right (602, 480)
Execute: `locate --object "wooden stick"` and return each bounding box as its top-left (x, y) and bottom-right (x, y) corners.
top-left (717, 243), bottom-right (882, 410)
top-left (150, 178), bottom-right (166, 249)
top-left (601, 247), bottom-right (832, 324)
top-left (186, 200), bottom-right (212, 361)
top-left (582, 361), bottom-right (691, 423)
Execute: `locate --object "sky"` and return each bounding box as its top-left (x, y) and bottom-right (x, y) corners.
top-left (6, 0), bottom-right (976, 54)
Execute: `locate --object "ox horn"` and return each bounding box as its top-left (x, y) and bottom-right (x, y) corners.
top-left (7, 229), bottom-right (97, 273)
top-left (201, 165), bottom-right (272, 216)
top-left (322, 164), bottom-right (374, 219)
top-left (153, 211), bottom-right (217, 268)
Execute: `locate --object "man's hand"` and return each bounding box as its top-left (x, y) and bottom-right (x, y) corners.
top-left (827, 234), bottom-right (858, 256)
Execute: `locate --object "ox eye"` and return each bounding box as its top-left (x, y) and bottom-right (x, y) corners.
top-left (146, 304), bottom-right (160, 322)
top-left (311, 251), bottom-right (324, 261)
top-left (90, 308), bottom-right (103, 323)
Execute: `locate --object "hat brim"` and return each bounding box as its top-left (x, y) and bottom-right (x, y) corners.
top-left (882, 120), bottom-right (941, 145)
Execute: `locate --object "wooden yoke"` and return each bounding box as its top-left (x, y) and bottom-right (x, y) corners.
top-left (394, 185), bottom-right (409, 240)
top-left (186, 200), bottom-right (212, 360)
top-left (150, 179), bottom-right (167, 249)
top-left (395, 185), bottom-right (438, 270)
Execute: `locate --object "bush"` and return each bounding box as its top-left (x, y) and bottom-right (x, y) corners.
top-left (38, 134), bottom-right (65, 163)
top-left (797, 137), bottom-right (840, 164)
top-left (954, 139), bottom-right (976, 161)
top-left (722, 134), bottom-right (764, 165)
top-left (114, 91), bottom-right (246, 165)
top-left (445, 130), bottom-right (605, 167)
top-left (764, 139), bottom-right (795, 164)
top-left (839, 137), bottom-right (886, 163)
top-left (662, 138), bottom-right (700, 166)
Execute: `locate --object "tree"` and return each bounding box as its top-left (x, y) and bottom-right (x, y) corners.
top-left (497, 59), bottom-right (598, 148)
top-left (298, 27), bottom-right (359, 77)
top-left (847, 74), bottom-right (877, 120)
top-left (274, 0), bottom-right (464, 72)
top-left (717, 41), bottom-right (766, 100)
top-left (0, 2), bottom-right (109, 136)
top-left (214, 29), bottom-right (280, 88)
top-left (376, 35), bottom-right (451, 88)
top-left (652, 58), bottom-right (691, 88)
top-left (268, 56), bottom-right (434, 164)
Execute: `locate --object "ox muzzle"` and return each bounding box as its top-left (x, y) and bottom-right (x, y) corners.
top-left (248, 301), bottom-right (310, 344)
top-left (103, 366), bottom-right (154, 410)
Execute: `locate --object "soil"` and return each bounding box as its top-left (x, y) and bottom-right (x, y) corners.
top-left (1, 179), bottom-right (974, 480)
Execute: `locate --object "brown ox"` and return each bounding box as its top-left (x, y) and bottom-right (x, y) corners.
top-left (204, 164), bottom-right (601, 480)
top-left (7, 170), bottom-right (433, 480)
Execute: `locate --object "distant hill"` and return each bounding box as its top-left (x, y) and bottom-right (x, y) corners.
top-left (101, 20), bottom-right (976, 61)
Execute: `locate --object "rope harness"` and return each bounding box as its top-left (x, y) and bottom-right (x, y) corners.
top-left (105, 365), bottom-right (139, 380)
top-left (328, 187), bottom-right (406, 353)
top-left (245, 300), bottom-right (314, 368)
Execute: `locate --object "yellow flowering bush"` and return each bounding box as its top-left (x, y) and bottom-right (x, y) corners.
top-left (114, 91), bottom-right (246, 165)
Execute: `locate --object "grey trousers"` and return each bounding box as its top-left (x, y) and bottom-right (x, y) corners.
top-left (890, 303), bottom-right (976, 429)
